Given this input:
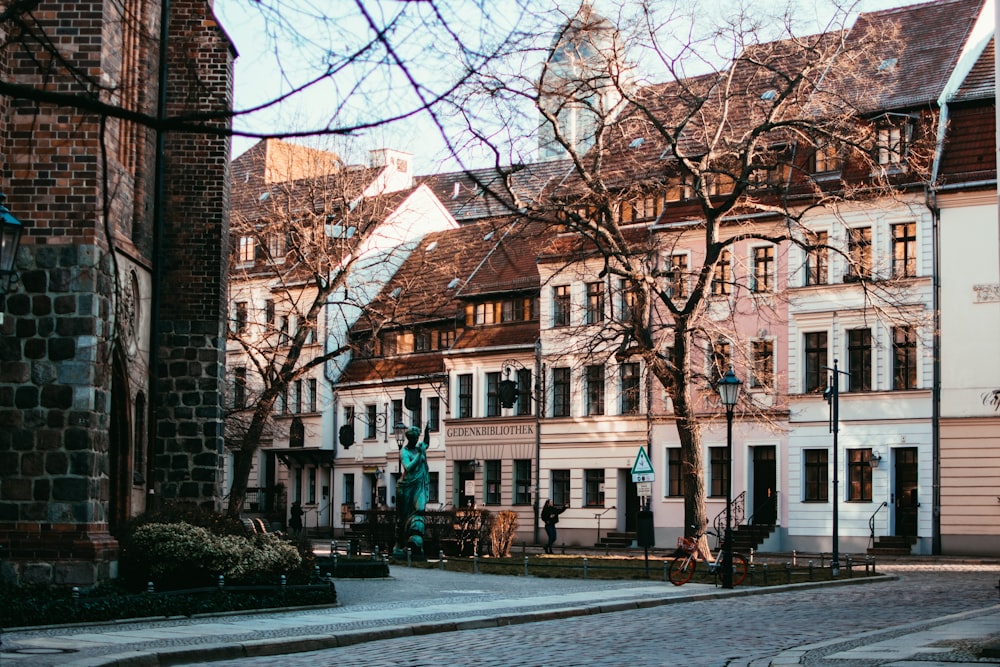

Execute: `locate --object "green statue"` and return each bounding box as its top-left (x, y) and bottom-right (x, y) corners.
top-left (394, 424), bottom-right (430, 560)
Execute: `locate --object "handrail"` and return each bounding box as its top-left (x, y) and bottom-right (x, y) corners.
top-left (713, 491), bottom-right (746, 540)
top-left (746, 491), bottom-right (779, 527)
top-left (868, 501), bottom-right (888, 548)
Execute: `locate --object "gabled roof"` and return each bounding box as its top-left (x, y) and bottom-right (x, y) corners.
top-left (417, 160), bottom-right (571, 223)
top-left (953, 37), bottom-right (995, 102)
top-left (337, 352), bottom-right (446, 386)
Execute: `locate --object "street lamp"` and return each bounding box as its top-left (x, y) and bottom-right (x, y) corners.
top-left (393, 421), bottom-right (407, 473)
top-left (0, 193), bottom-right (24, 291)
top-left (716, 365), bottom-right (742, 589)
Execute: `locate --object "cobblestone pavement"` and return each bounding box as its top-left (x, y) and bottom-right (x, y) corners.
top-left (180, 564), bottom-right (1000, 667)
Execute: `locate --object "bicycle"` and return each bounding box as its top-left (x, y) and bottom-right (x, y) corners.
top-left (668, 528), bottom-right (748, 586)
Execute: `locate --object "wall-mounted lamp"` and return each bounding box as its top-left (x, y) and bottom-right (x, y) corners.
top-left (870, 450), bottom-right (882, 469)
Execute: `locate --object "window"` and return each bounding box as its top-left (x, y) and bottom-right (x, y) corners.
top-left (234, 301), bottom-right (248, 334)
top-left (438, 330), bottom-right (455, 349)
top-left (514, 460), bottom-right (532, 505)
top-left (618, 279), bottom-right (638, 322)
top-left (343, 473), bottom-right (355, 504)
top-left (805, 231), bottom-right (828, 286)
top-left (552, 367), bottom-right (571, 417)
top-left (666, 254), bottom-right (688, 299)
top-left (392, 399), bottom-right (403, 429)
top-left (876, 119), bottom-right (912, 167)
top-left (233, 367), bottom-right (247, 409)
top-left (277, 387), bottom-right (288, 415)
top-left (553, 285), bottom-right (571, 327)
top-left (458, 374), bottom-right (473, 418)
top-left (293, 380), bottom-right (302, 414)
top-left (308, 466), bottom-right (316, 504)
top-left (585, 281), bottom-right (605, 324)
top-left (238, 236), bottom-right (254, 263)
top-left (264, 299), bottom-right (275, 326)
top-left (486, 371), bottom-right (501, 417)
top-left (428, 397), bottom-right (440, 431)
top-left (751, 340), bottom-right (774, 389)
top-left (516, 368), bottom-right (532, 416)
top-left (307, 378), bottom-right (317, 413)
top-left (267, 233), bottom-right (285, 261)
top-left (752, 246), bottom-right (774, 292)
top-left (585, 469), bottom-right (605, 507)
top-left (414, 330), bottom-right (431, 352)
top-left (667, 448), bottom-right (683, 497)
top-left (484, 460), bottom-right (501, 505)
top-left (365, 404), bottom-right (377, 439)
top-left (847, 329), bottom-right (872, 392)
top-left (475, 302), bottom-right (496, 325)
top-left (892, 222), bottom-right (917, 278)
top-left (620, 363), bottom-right (640, 414)
top-left (846, 227), bottom-right (872, 281)
top-left (812, 142), bottom-right (843, 174)
top-left (586, 364), bottom-right (605, 416)
top-left (711, 339), bottom-right (731, 383)
top-left (551, 469), bottom-right (570, 506)
top-left (411, 399), bottom-right (422, 431)
top-left (847, 448), bottom-right (873, 501)
top-left (712, 250), bottom-right (731, 296)
top-left (804, 332), bottom-right (828, 393)
top-left (803, 449), bottom-right (829, 501)
top-left (892, 325), bottom-right (917, 390)
top-left (428, 471), bottom-right (440, 504)
top-left (709, 447), bottom-right (728, 497)
top-left (381, 331), bottom-right (397, 356)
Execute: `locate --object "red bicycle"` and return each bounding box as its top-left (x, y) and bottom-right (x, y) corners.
top-left (668, 528), bottom-right (748, 586)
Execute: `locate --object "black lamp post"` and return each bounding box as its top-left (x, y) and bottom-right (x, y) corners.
top-left (0, 194), bottom-right (24, 291)
top-left (716, 365), bottom-right (742, 589)
top-left (393, 421), bottom-right (407, 473)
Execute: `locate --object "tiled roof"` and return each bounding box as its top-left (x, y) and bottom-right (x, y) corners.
top-left (338, 352), bottom-right (446, 385)
top-left (450, 321), bottom-right (539, 353)
top-left (953, 37), bottom-right (995, 102)
top-left (417, 160), bottom-right (571, 223)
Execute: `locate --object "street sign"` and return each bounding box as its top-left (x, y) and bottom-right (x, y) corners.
top-left (631, 446), bottom-right (654, 482)
top-left (637, 481), bottom-right (652, 496)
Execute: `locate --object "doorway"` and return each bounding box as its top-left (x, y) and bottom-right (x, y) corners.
top-left (751, 446), bottom-right (777, 525)
top-left (624, 473), bottom-right (639, 532)
top-left (893, 447), bottom-right (918, 537)
top-left (456, 461), bottom-right (477, 508)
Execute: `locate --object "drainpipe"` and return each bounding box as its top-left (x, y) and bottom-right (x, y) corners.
top-left (145, 0), bottom-right (171, 510)
top-left (533, 338), bottom-right (542, 545)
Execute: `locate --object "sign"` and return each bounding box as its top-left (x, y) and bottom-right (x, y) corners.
top-left (636, 481), bottom-right (652, 496)
top-left (631, 446), bottom-right (654, 482)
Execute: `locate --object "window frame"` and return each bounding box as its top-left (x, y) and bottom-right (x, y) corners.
top-left (709, 446), bottom-right (728, 498)
top-left (620, 362), bottom-right (641, 414)
top-left (847, 448), bottom-right (873, 501)
top-left (803, 331), bottom-right (828, 394)
top-left (585, 469), bottom-right (605, 507)
top-left (485, 371), bottom-right (501, 417)
top-left (552, 367), bottom-right (571, 417)
top-left (585, 364), bottom-right (605, 416)
top-left (457, 374), bottom-right (473, 418)
top-left (666, 448), bottom-right (683, 497)
top-left (891, 222), bottom-right (917, 278)
top-left (585, 281), bottom-right (605, 324)
top-left (752, 245), bottom-right (775, 293)
top-left (803, 449), bottom-right (829, 502)
top-left (484, 460), bottom-right (501, 505)
top-left (553, 285), bottom-right (571, 327)
top-left (751, 340), bottom-right (774, 389)
top-left (712, 250), bottom-right (731, 296)
top-left (551, 469), bottom-right (570, 506)
top-left (513, 460), bottom-right (532, 505)
top-left (846, 328), bottom-right (873, 392)
top-left (804, 231), bottom-right (828, 286)
top-left (892, 325), bottom-right (918, 390)
top-left (846, 226), bottom-right (872, 282)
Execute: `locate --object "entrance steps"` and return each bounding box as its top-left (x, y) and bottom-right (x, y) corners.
top-left (595, 531), bottom-right (637, 549)
top-left (868, 535), bottom-right (915, 556)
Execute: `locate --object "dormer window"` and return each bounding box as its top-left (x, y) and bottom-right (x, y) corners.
top-left (874, 115), bottom-right (914, 170)
top-left (812, 142), bottom-right (843, 176)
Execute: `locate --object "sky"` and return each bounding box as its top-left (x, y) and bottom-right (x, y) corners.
top-left (213, 0), bottom-right (958, 176)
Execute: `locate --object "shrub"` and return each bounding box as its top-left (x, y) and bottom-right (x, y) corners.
top-left (489, 511), bottom-right (518, 557)
top-left (124, 522), bottom-right (301, 590)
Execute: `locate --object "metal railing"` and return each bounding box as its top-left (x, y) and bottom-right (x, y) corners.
top-left (868, 501), bottom-right (888, 548)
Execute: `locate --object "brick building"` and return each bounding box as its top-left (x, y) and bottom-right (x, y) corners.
top-left (0, 1), bottom-right (234, 586)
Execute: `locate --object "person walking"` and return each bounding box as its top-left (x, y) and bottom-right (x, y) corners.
top-left (289, 501), bottom-right (304, 538)
top-left (541, 499), bottom-right (567, 554)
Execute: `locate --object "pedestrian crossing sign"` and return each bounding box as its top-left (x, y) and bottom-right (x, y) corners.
top-left (631, 446), bottom-right (654, 482)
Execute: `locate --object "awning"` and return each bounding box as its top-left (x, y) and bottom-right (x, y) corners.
top-left (263, 447), bottom-right (336, 468)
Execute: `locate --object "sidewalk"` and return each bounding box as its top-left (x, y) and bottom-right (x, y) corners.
top-left (0, 560), bottom-right (997, 667)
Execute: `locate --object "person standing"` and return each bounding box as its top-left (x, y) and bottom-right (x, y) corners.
top-left (541, 499), bottom-right (567, 554)
top-left (289, 501), bottom-right (304, 538)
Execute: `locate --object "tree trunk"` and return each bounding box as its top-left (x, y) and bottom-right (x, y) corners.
top-left (226, 446), bottom-right (256, 519)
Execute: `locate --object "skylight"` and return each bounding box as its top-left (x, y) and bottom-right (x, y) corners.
top-left (629, 137), bottom-right (646, 149)
top-left (877, 58), bottom-right (898, 73)
top-left (426, 241), bottom-right (439, 252)
top-left (447, 278), bottom-right (460, 289)
top-left (259, 191), bottom-right (270, 201)
top-left (760, 89), bottom-right (778, 101)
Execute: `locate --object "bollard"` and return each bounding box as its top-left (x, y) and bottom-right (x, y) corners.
top-left (808, 560), bottom-right (814, 581)
top-left (663, 560), bottom-right (669, 582)
top-left (785, 562), bottom-right (792, 584)
top-left (846, 554), bottom-right (853, 578)
top-left (147, 581), bottom-right (155, 593)
top-left (583, 556), bottom-right (588, 580)
top-left (334, 553), bottom-right (339, 574)
top-left (331, 541), bottom-right (337, 556)
top-left (280, 574), bottom-right (286, 591)
top-left (440, 550), bottom-right (445, 570)
top-left (314, 565), bottom-right (320, 579)
top-left (524, 555), bottom-right (530, 577)
top-left (407, 547), bottom-right (412, 567)
top-left (749, 563), bottom-right (755, 585)
top-left (72, 586), bottom-right (80, 607)
top-left (473, 553), bottom-right (479, 574)
top-left (792, 550), bottom-right (798, 566)
top-left (217, 574), bottom-right (225, 589)
top-left (762, 563), bottom-right (769, 585)
top-left (749, 547), bottom-right (755, 564)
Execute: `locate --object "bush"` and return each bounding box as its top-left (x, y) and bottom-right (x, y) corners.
top-left (489, 511), bottom-right (518, 557)
top-left (122, 522), bottom-right (301, 591)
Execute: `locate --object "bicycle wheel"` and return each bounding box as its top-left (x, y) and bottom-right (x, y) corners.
top-left (668, 555), bottom-right (696, 585)
top-left (731, 553), bottom-right (748, 586)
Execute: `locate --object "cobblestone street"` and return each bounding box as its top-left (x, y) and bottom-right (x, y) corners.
top-left (184, 564), bottom-right (1000, 667)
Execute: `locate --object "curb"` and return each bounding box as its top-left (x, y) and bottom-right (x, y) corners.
top-left (63, 574), bottom-right (897, 667)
